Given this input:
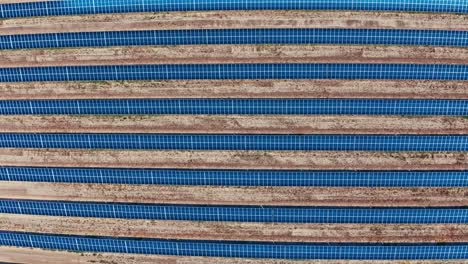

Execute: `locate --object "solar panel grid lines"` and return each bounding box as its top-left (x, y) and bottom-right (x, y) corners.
top-left (0, 133), bottom-right (467, 151)
top-left (2, 0), bottom-right (468, 18)
top-left (1, 98), bottom-right (467, 116)
top-left (2, 1), bottom-right (468, 261)
top-left (1, 64), bottom-right (468, 82)
top-left (1, 199), bottom-right (468, 224)
top-left (1, 167), bottom-right (468, 187)
top-left (1, 28), bottom-right (468, 50)
top-left (1, 231), bottom-right (468, 260)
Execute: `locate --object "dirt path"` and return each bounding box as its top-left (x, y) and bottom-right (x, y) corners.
top-left (2, 115), bottom-right (468, 134)
top-left (2, 214), bottom-right (467, 243)
top-left (2, 247), bottom-right (463, 264)
top-left (3, 45), bottom-right (468, 67)
top-left (1, 181), bottom-right (467, 207)
top-left (1, 11), bottom-right (467, 35)
top-left (0, 149), bottom-right (467, 170)
top-left (2, 80), bottom-right (468, 100)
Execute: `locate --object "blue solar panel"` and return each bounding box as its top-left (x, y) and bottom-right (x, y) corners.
top-left (1, 99), bottom-right (467, 116)
top-left (0, 134), bottom-right (467, 151)
top-left (1, 231), bottom-right (468, 260)
top-left (1, 200), bottom-right (468, 224)
top-left (1, 64), bottom-right (468, 82)
top-left (2, 28), bottom-right (467, 50)
top-left (2, 167), bottom-right (467, 187)
top-left (2, 0), bottom-right (468, 19)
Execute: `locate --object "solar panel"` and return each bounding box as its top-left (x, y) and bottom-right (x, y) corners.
top-left (1, 1), bottom-right (467, 261)
top-left (1, 0), bottom-right (468, 19)
top-left (1, 167), bottom-right (467, 187)
top-left (0, 133), bottom-right (467, 151)
top-left (1, 64), bottom-right (468, 82)
top-left (2, 231), bottom-right (468, 260)
top-left (1, 199), bottom-right (467, 224)
top-left (1, 99), bottom-right (467, 116)
top-left (2, 28), bottom-right (467, 50)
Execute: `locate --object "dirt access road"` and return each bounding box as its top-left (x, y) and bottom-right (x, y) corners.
top-left (2, 115), bottom-right (468, 134)
top-left (0, 148), bottom-right (467, 170)
top-left (2, 80), bottom-right (468, 99)
top-left (3, 45), bottom-right (468, 67)
top-left (2, 246), bottom-right (465, 264)
top-left (1, 10), bottom-right (467, 35)
top-left (1, 181), bottom-right (467, 207)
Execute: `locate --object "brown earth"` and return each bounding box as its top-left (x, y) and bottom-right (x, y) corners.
top-left (0, 149), bottom-right (467, 170)
top-left (2, 214), bottom-right (468, 243)
top-left (1, 247), bottom-right (465, 264)
top-left (1, 182), bottom-right (467, 206)
top-left (2, 80), bottom-right (468, 99)
top-left (2, 45), bottom-right (468, 67)
top-left (2, 115), bottom-right (468, 134)
top-left (1, 11), bottom-right (468, 36)
top-left (1, 7), bottom-right (467, 264)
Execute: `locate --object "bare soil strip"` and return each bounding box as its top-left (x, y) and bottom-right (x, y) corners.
top-left (2, 115), bottom-right (468, 135)
top-left (1, 11), bottom-right (467, 35)
top-left (2, 80), bottom-right (468, 100)
top-left (1, 181), bottom-right (467, 207)
top-left (1, 247), bottom-right (462, 264)
top-left (2, 214), bottom-right (468, 243)
top-left (2, 45), bottom-right (468, 68)
top-left (0, 149), bottom-right (467, 170)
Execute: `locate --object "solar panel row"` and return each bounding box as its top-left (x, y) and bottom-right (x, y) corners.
top-left (2, 0), bottom-right (468, 19)
top-left (2, 231), bottom-right (468, 260)
top-left (1, 1), bottom-right (468, 260)
top-left (1, 64), bottom-right (468, 82)
top-left (1, 199), bottom-right (468, 224)
top-left (2, 28), bottom-right (468, 50)
top-left (1, 99), bottom-right (467, 116)
top-left (0, 134), bottom-right (467, 151)
top-left (1, 167), bottom-right (467, 187)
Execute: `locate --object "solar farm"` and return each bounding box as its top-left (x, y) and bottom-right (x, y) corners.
top-left (0, 0), bottom-right (468, 263)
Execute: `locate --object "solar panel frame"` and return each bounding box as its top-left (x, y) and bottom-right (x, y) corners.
top-left (1, 28), bottom-right (468, 50)
top-left (0, 99), bottom-right (466, 116)
top-left (0, 133), bottom-right (467, 151)
top-left (1, 64), bottom-right (468, 82)
top-left (1, 199), bottom-right (468, 224)
top-left (2, 0), bottom-right (468, 19)
top-left (1, 167), bottom-right (467, 187)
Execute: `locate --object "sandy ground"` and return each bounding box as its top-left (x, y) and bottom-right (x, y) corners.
top-left (0, 8), bottom-right (467, 264)
top-left (0, 149), bottom-right (467, 170)
top-left (1, 214), bottom-right (468, 243)
top-left (1, 181), bottom-right (467, 207)
top-left (2, 247), bottom-right (466, 264)
top-left (2, 80), bottom-right (468, 100)
top-left (3, 45), bottom-right (468, 67)
top-left (1, 11), bottom-right (468, 35)
top-left (2, 115), bottom-right (468, 135)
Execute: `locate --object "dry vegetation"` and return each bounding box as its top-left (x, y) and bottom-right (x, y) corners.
top-left (2, 115), bottom-right (468, 134)
top-left (1, 6), bottom-right (468, 263)
top-left (1, 182), bottom-right (467, 207)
